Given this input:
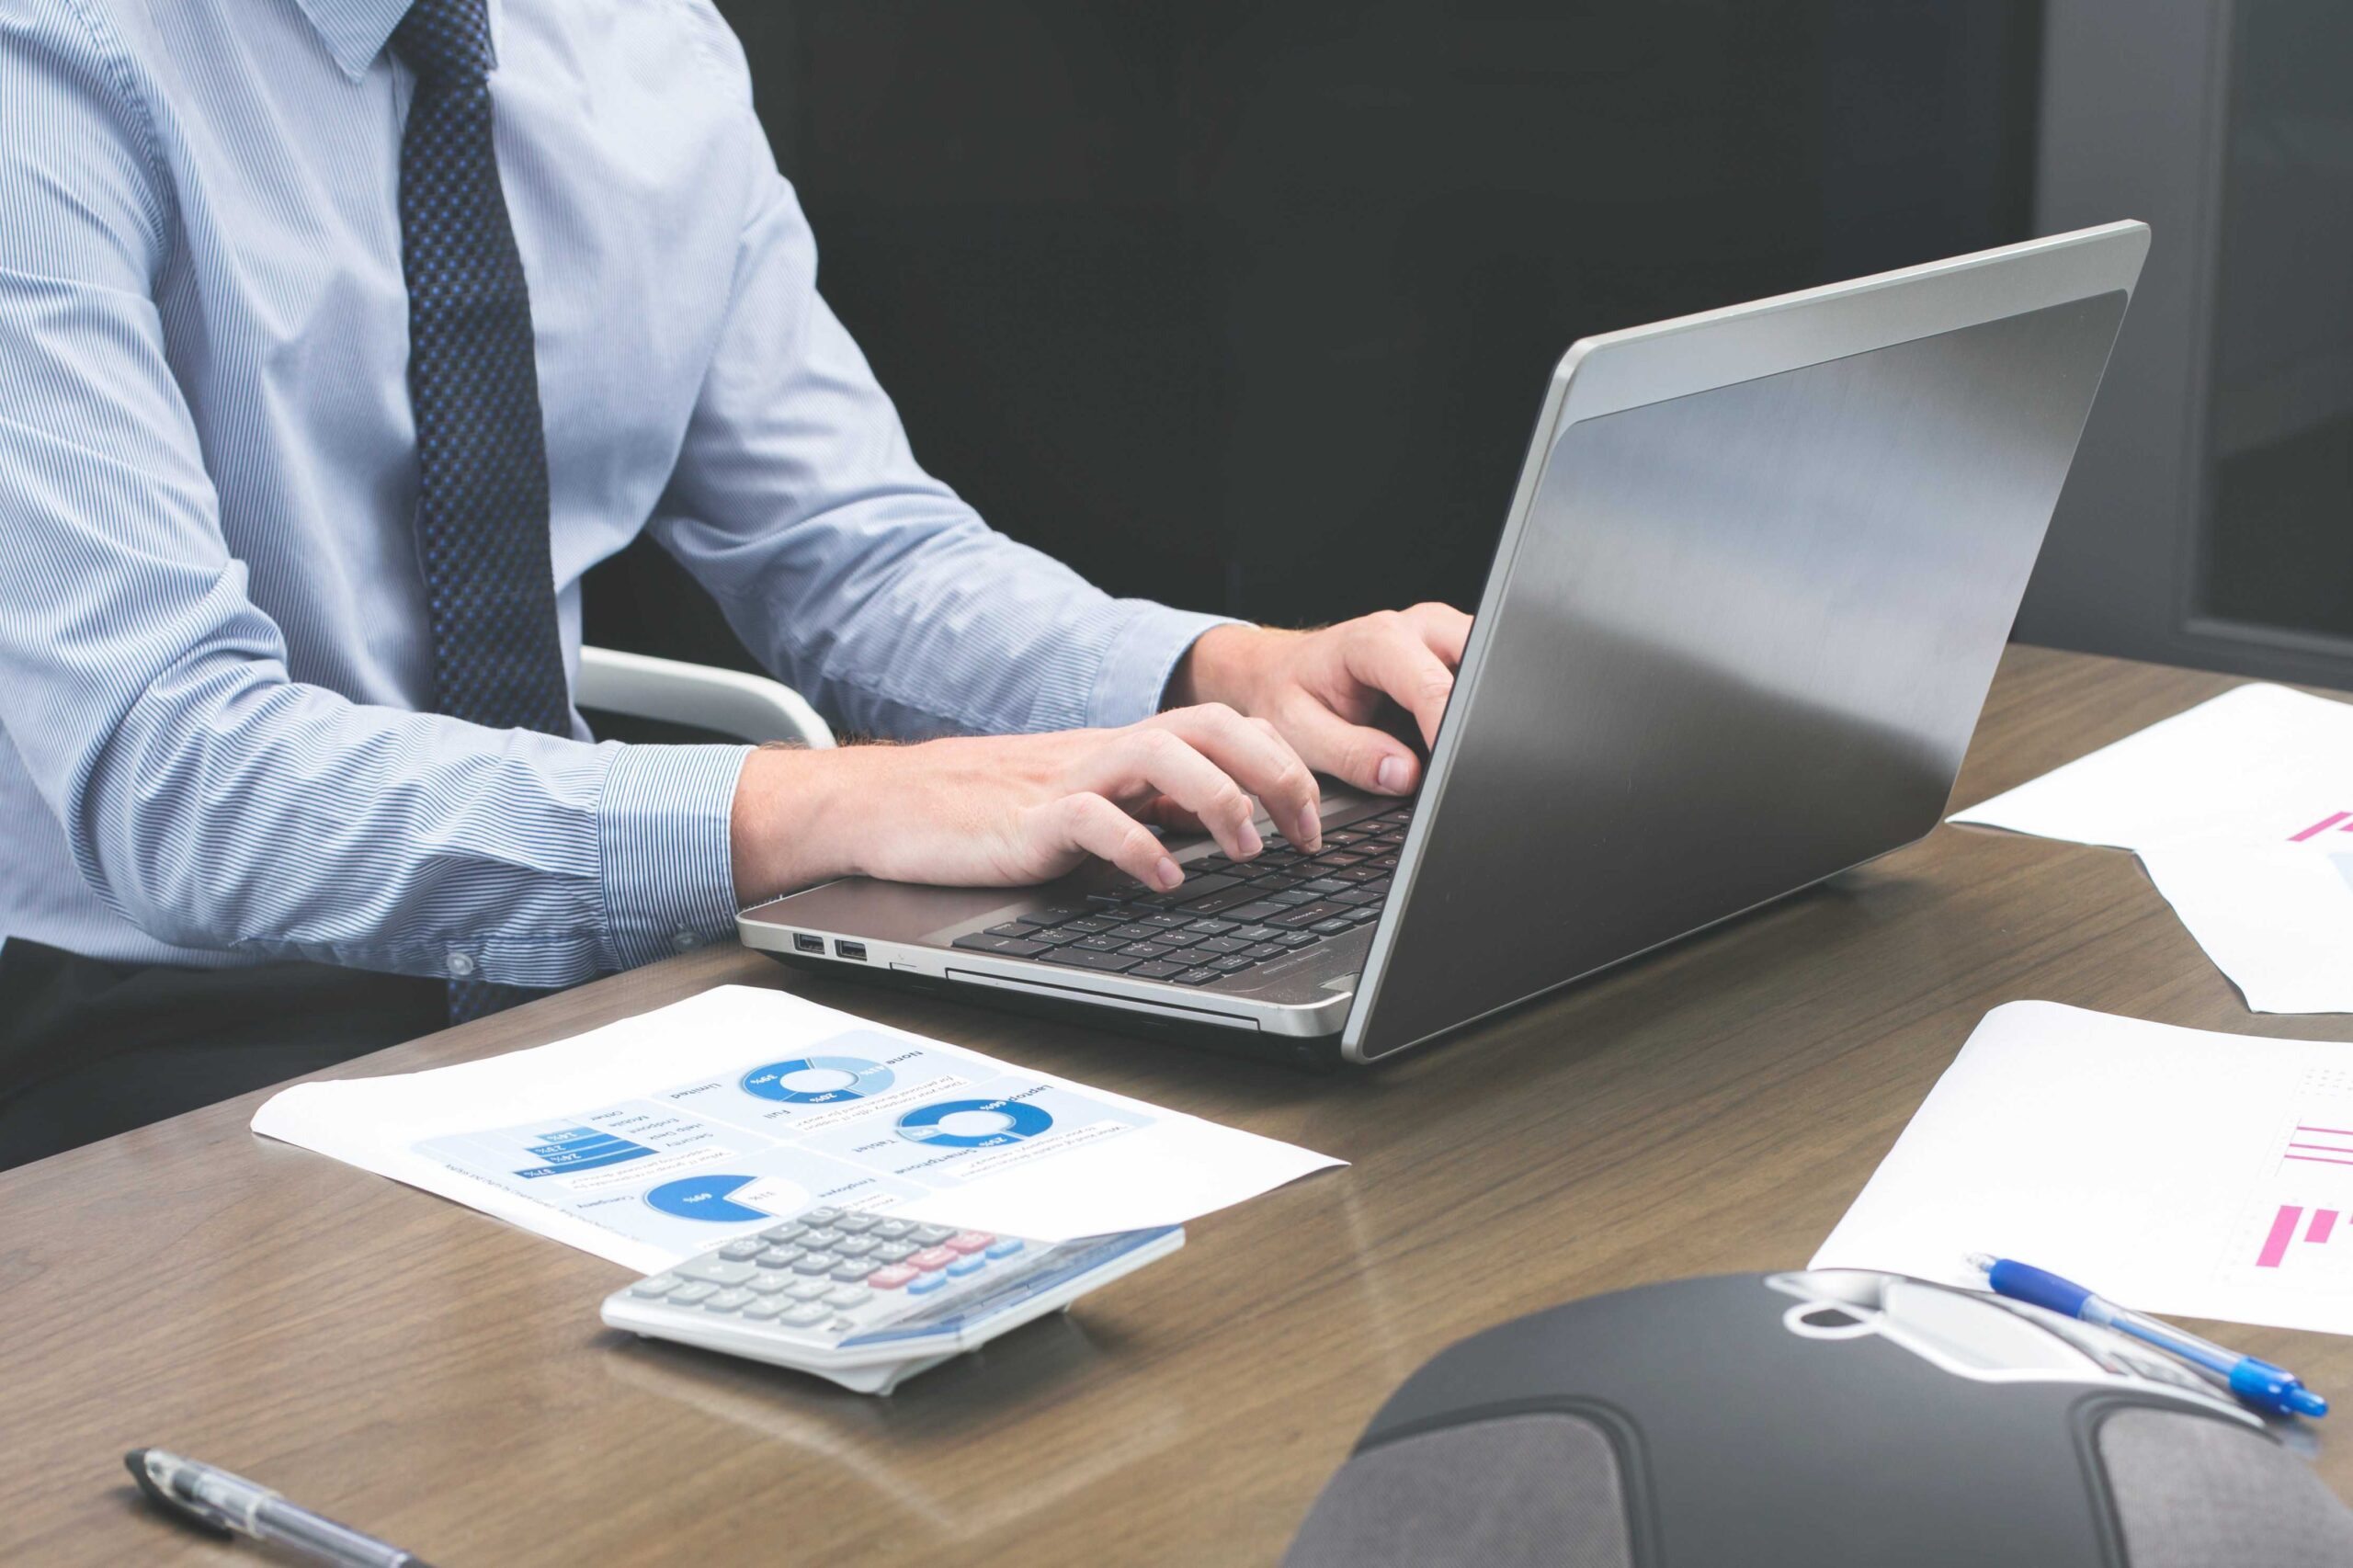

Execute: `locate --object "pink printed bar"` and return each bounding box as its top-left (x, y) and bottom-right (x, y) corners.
top-left (2310, 1209), bottom-right (2340, 1244)
top-left (2259, 1204), bottom-right (2305, 1267)
top-left (2290, 811), bottom-right (2352, 843)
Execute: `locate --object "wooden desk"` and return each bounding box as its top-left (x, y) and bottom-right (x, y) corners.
top-left (5, 645), bottom-right (2348, 1565)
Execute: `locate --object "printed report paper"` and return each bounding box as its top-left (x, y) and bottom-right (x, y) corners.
top-left (253, 984), bottom-right (1342, 1273)
top-left (1813, 1002), bottom-right (2353, 1336)
top-left (1949, 682), bottom-right (2353, 1012)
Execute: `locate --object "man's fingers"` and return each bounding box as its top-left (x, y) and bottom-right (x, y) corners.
top-left (1406, 601), bottom-right (1472, 666)
top-left (1040, 791), bottom-right (1180, 890)
top-left (1278, 694), bottom-right (1422, 797)
top-left (1075, 727), bottom-right (1264, 861)
top-left (1151, 703), bottom-right (1323, 851)
top-left (1346, 613), bottom-right (1458, 748)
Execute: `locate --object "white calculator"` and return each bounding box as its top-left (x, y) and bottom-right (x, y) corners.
top-left (601, 1207), bottom-right (1185, 1393)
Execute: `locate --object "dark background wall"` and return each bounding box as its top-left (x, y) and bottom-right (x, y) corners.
top-left (585, 1), bottom-right (2043, 677)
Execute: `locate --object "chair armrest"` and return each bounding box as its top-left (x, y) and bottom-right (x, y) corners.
top-left (578, 646), bottom-right (835, 749)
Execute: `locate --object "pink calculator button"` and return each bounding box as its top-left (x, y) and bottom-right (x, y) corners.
top-left (868, 1265), bottom-right (919, 1290)
top-left (945, 1231), bottom-right (995, 1256)
top-left (909, 1246), bottom-right (956, 1271)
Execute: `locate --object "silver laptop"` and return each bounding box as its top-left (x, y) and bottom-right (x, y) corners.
top-left (739, 222), bottom-right (2149, 1066)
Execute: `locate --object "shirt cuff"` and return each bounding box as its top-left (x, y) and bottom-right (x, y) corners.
top-left (1029, 598), bottom-right (1244, 732)
top-left (597, 742), bottom-right (756, 970)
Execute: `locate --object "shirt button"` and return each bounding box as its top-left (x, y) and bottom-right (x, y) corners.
top-left (672, 930), bottom-right (699, 952)
top-left (446, 951), bottom-right (477, 978)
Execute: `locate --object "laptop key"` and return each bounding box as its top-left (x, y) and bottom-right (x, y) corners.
top-left (985, 919), bottom-right (1042, 936)
top-left (1222, 900), bottom-right (1290, 924)
top-left (1177, 882), bottom-right (1260, 915)
top-left (1298, 878), bottom-right (1350, 896)
top-left (1131, 960), bottom-right (1188, 980)
top-left (951, 934), bottom-right (1048, 957)
top-left (1275, 931), bottom-right (1321, 949)
top-left (1119, 940), bottom-right (1175, 959)
top-left (1139, 912), bottom-right (1193, 930)
top-left (1110, 922), bottom-right (1165, 941)
top-left (1040, 947), bottom-right (1143, 972)
top-left (1274, 902), bottom-right (1348, 928)
top-left (1333, 887), bottom-right (1383, 907)
top-left (1183, 917), bottom-right (1237, 937)
top-left (1241, 942), bottom-right (1285, 960)
top-left (1172, 968), bottom-right (1222, 985)
top-left (1311, 918), bottom-right (1354, 936)
top-left (1264, 888), bottom-right (1318, 907)
top-left (1063, 916), bottom-right (1114, 935)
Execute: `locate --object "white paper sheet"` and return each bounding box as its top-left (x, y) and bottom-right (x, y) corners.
top-left (1813, 1002), bottom-right (2353, 1335)
top-left (1949, 682), bottom-right (2353, 1012)
top-left (252, 984), bottom-right (1343, 1273)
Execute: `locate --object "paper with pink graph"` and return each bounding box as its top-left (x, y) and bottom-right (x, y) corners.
top-left (1949, 682), bottom-right (2353, 1013)
top-left (1813, 1003), bottom-right (2353, 1335)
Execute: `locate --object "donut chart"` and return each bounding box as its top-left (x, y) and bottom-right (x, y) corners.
top-left (644, 1173), bottom-right (768, 1222)
top-left (895, 1097), bottom-right (1054, 1149)
top-left (740, 1055), bottom-right (896, 1105)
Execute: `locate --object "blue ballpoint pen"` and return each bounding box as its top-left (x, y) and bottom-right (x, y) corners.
top-left (1967, 1254), bottom-right (2328, 1420)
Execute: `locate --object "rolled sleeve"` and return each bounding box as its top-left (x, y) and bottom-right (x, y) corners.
top-left (596, 742), bottom-right (755, 969)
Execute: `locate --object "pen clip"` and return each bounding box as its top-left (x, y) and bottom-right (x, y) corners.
top-left (125, 1450), bottom-right (234, 1539)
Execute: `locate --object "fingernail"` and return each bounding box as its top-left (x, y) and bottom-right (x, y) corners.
top-left (1154, 857), bottom-right (1183, 890)
top-left (1377, 756), bottom-right (1412, 793)
top-left (1238, 821), bottom-right (1264, 857)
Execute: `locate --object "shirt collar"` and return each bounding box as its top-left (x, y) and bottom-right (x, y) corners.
top-left (294, 0), bottom-right (416, 81)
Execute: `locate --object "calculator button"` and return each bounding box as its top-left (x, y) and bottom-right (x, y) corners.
top-left (801, 1208), bottom-right (843, 1224)
top-left (870, 1241), bottom-right (916, 1264)
top-left (704, 1288), bottom-right (753, 1312)
top-left (786, 1279), bottom-right (831, 1301)
top-left (908, 1225), bottom-right (955, 1246)
top-left (909, 1246), bottom-right (956, 1271)
top-left (758, 1222), bottom-right (809, 1245)
top-left (745, 1271), bottom-right (793, 1294)
top-left (717, 1238), bottom-right (765, 1262)
top-left (755, 1246), bottom-right (804, 1269)
top-left (945, 1256), bottom-right (986, 1278)
top-left (825, 1287), bottom-right (870, 1309)
top-left (832, 1236), bottom-right (878, 1257)
top-left (983, 1238), bottom-right (1027, 1260)
top-left (831, 1261), bottom-right (879, 1283)
top-left (798, 1228), bottom-right (843, 1250)
top-left (790, 1253), bottom-right (840, 1276)
top-left (869, 1265), bottom-right (919, 1290)
top-left (630, 1274), bottom-right (683, 1297)
top-left (832, 1212), bottom-right (879, 1233)
top-left (781, 1303), bottom-right (832, 1326)
top-left (945, 1231), bottom-right (995, 1255)
top-left (666, 1282), bottom-right (717, 1303)
top-left (870, 1220), bottom-right (913, 1241)
top-left (905, 1273), bottom-right (949, 1295)
top-left (675, 1259), bottom-right (757, 1287)
top-left (740, 1296), bottom-right (787, 1320)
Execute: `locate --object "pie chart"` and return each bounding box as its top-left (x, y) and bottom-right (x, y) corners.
top-left (643, 1173), bottom-right (769, 1222)
top-left (740, 1055), bottom-right (896, 1104)
top-left (895, 1097), bottom-right (1054, 1149)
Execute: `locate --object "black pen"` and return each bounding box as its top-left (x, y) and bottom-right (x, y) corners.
top-left (127, 1449), bottom-right (438, 1567)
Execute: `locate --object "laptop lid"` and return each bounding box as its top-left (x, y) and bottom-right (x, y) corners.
top-left (1342, 222), bottom-right (2149, 1062)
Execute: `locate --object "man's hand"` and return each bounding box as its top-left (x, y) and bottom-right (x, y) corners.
top-left (730, 704), bottom-right (1323, 904)
top-left (1165, 604), bottom-right (1472, 796)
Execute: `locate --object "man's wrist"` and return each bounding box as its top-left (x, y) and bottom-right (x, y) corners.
top-left (731, 744), bottom-right (867, 903)
top-left (1165, 622), bottom-right (1287, 712)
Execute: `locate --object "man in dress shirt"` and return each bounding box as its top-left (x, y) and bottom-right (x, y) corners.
top-left (0, 0), bottom-right (1469, 1164)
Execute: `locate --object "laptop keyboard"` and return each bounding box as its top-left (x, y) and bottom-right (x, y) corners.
top-left (948, 804), bottom-right (1415, 986)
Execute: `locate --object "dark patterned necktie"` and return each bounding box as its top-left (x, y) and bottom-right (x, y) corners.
top-left (393, 0), bottom-right (568, 1023)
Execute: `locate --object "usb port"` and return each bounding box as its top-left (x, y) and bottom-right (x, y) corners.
top-left (792, 933), bottom-right (824, 955)
top-left (835, 939), bottom-right (867, 961)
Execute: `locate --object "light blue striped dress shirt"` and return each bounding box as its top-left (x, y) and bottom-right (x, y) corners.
top-left (0, 0), bottom-right (1228, 988)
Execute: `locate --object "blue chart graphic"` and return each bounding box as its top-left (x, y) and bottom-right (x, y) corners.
top-left (512, 1126), bottom-right (654, 1179)
top-left (643, 1173), bottom-right (768, 1222)
top-left (896, 1097), bottom-right (1054, 1149)
top-left (740, 1055), bottom-right (896, 1105)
